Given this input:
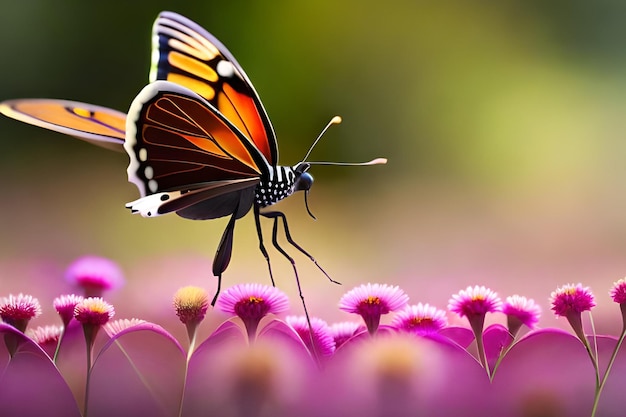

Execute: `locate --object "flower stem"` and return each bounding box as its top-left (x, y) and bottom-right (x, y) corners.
top-left (590, 325), bottom-right (626, 417)
top-left (83, 341), bottom-right (93, 417)
top-left (243, 319), bottom-right (259, 344)
top-left (53, 326), bottom-right (67, 364)
top-left (81, 324), bottom-right (100, 417)
top-left (178, 325), bottom-right (198, 417)
top-left (468, 314), bottom-right (491, 379)
top-left (566, 311), bottom-right (600, 388)
top-left (490, 331), bottom-right (517, 381)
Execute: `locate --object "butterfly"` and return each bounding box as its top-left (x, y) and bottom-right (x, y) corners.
top-left (0, 11), bottom-right (386, 310)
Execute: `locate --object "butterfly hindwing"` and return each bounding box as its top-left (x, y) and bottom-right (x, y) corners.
top-left (0, 99), bottom-right (126, 152)
top-left (151, 11), bottom-right (277, 166)
top-left (124, 80), bottom-right (269, 217)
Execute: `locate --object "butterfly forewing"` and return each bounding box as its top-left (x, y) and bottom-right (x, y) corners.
top-left (125, 81), bottom-right (269, 200)
top-left (151, 11), bottom-right (277, 165)
top-left (0, 99), bottom-right (126, 151)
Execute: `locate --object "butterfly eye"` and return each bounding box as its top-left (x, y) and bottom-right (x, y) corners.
top-left (294, 172), bottom-right (314, 192)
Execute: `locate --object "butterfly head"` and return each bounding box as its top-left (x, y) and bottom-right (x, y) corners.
top-left (293, 162), bottom-right (313, 192)
top-left (290, 162), bottom-right (315, 219)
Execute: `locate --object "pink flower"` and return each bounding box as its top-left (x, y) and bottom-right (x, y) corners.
top-left (550, 283), bottom-right (595, 343)
top-left (173, 286), bottom-right (210, 325)
top-left (286, 315), bottom-right (336, 358)
top-left (104, 318), bottom-right (147, 337)
top-left (27, 324), bottom-right (63, 346)
top-left (65, 255), bottom-right (124, 297)
top-left (339, 283), bottom-right (409, 335)
top-left (550, 284), bottom-right (595, 317)
top-left (53, 294), bottom-right (84, 327)
top-left (448, 286), bottom-right (502, 319)
top-left (330, 321), bottom-right (365, 348)
top-left (609, 279), bottom-right (626, 305)
top-left (448, 286), bottom-right (501, 377)
top-left (502, 295), bottom-right (541, 336)
top-left (0, 293), bottom-right (42, 332)
top-left (610, 279), bottom-right (626, 329)
top-left (74, 297), bottom-right (115, 326)
top-left (216, 283), bottom-right (289, 342)
top-left (173, 286), bottom-right (210, 345)
top-left (391, 303), bottom-right (448, 335)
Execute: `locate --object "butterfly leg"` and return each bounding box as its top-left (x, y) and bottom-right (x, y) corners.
top-left (210, 209), bottom-right (238, 305)
top-left (260, 210), bottom-right (321, 363)
top-left (253, 205), bottom-right (276, 287)
top-left (260, 211), bottom-right (340, 285)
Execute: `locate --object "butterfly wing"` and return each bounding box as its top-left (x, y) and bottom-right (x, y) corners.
top-left (125, 80), bottom-right (269, 219)
top-left (150, 11), bottom-right (278, 166)
top-left (0, 99), bottom-right (126, 152)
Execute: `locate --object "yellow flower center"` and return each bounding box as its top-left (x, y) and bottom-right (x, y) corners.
top-left (248, 296), bottom-right (264, 304)
top-left (364, 296), bottom-right (381, 305)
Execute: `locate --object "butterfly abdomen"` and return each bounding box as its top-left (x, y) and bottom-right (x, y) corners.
top-left (255, 165), bottom-right (296, 207)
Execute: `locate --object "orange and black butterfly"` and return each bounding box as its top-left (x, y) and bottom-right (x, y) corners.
top-left (0, 11), bottom-right (385, 307)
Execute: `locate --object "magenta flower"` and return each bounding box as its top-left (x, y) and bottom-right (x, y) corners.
top-left (391, 303), bottom-right (448, 335)
top-left (286, 315), bottom-right (336, 358)
top-left (104, 318), bottom-right (147, 337)
top-left (330, 321), bottom-right (365, 349)
top-left (448, 286), bottom-right (501, 377)
top-left (339, 283), bottom-right (409, 335)
top-left (53, 294), bottom-right (84, 327)
top-left (27, 324), bottom-right (63, 359)
top-left (28, 324), bottom-right (62, 344)
top-left (0, 293), bottom-right (42, 332)
top-left (216, 283), bottom-right (289, 342)
top-left (74, 297), bottom-right (115, 355)
top-left (550, 283), bottom-right (595, 317)
top-left (609, 278), bottom-right (626, 305)
top-left (65, 255), bottom-right (124, 297)
top-left (73, 297), bottom-right (115, 416)
top-left (74, 297), bottom-right (115, 326)
top-left (182, 335), bottom-right (311, 416)
top-left (550, 283), bottom-right (595, 343)
top-left (610, 279), bottom-right (626, 329)
top-left (448, 285), bottom-right (502, 319)
top-left (502, 295), bottom-right (541, 336)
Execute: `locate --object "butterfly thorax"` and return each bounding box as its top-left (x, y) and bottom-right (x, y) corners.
top-left (255, 163), bottom-right (313, 207)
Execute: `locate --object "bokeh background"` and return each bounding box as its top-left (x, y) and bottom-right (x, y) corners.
top-left (1, 0), bottom-right (626, 339)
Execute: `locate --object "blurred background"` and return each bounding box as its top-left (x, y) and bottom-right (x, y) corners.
top-left (1, 0), bottom-right (626, 339)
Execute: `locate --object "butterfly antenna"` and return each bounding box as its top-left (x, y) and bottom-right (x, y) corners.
top-left (300, 116), bottom-right (343, 163)
top-left (306, 158), bottom-right (388, 166)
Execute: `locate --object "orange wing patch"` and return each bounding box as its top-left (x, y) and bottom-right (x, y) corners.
top-left (183, 135), bottom-right (229, 158)
top-left (168, 51), bottom-right (218, 82)
top-left (218, 84), bottom-right (271, 163)
top-left (167, 73), bottom-right (216, 100)
top-left (16, 101), bottom-right (126, 139)
top-left (148, 94), bottom-right (261, 173)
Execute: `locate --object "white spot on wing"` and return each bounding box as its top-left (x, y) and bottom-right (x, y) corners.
top-left (149, 179), bottom-right (158, 193)
top-left (139, 148), bottom-right (148, 162)
top-left (144, 166), bottom-right (153, 179)
top-left (216, 60), bottom-right (235, 78)
top-left (126, 192), bottom-right (179, 218)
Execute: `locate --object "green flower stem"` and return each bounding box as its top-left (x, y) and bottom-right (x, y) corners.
top-left (590, 325), bottom-right (626, 417)
top-left (53, 326), bottom-right (67, 364)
